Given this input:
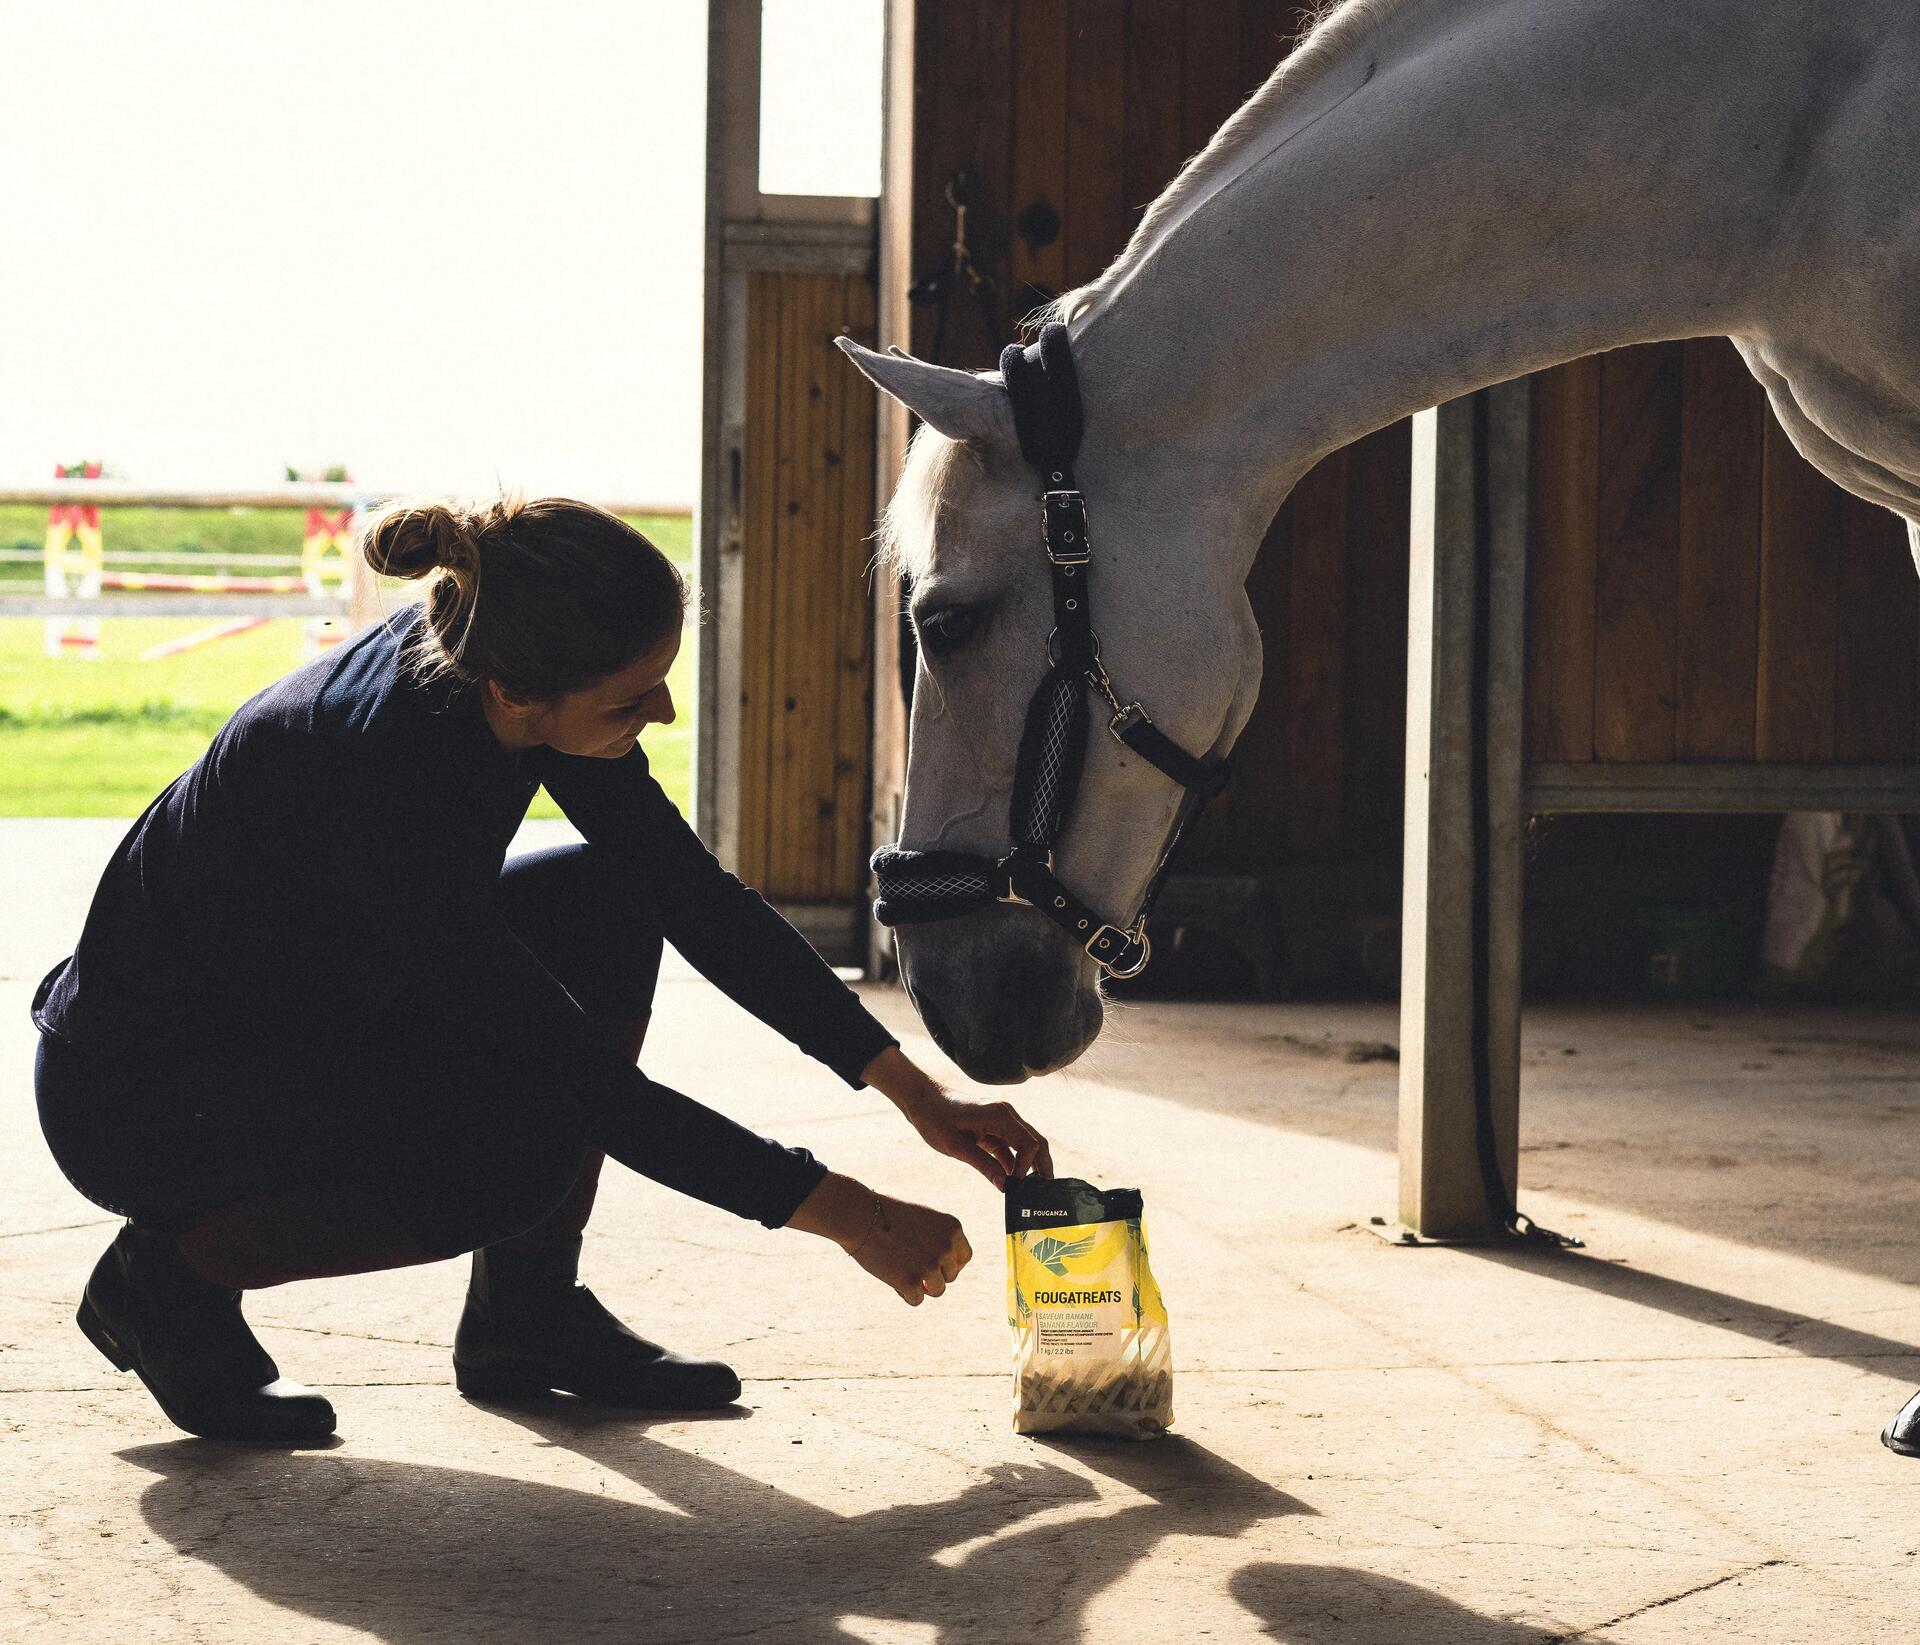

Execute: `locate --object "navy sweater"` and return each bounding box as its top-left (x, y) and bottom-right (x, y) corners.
top-left (33, 613), bottom-right (897, 1225)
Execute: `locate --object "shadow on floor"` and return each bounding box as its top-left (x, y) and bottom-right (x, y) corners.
top-left (1094, 999), bottom-right (1920, 1290)
top-left (1231, 1561), bottom-right (1560, 1643)
top-left (1472, 1245), bottom-right (1920, 1383)
top-left (121, 1410), bottom-right (1316, 1643)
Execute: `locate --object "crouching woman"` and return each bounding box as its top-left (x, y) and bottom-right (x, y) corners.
top-left (31, 497), bottom-right (1050, 1443)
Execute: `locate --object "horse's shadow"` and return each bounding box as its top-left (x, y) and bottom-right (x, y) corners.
top-left (121, 1406), bottom-right (1312, 1644)
top-left (1231, 1562), bottom-right (1563, 1644)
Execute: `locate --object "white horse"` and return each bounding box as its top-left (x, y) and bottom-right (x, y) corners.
top-left (840, 0), bottom-right (1920, 1084)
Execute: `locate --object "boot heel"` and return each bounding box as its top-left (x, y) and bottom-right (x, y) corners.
top-left (454, 1361), bottom-right (551, 1400)
top-left (76, 1297), bottom-right (134, 1372)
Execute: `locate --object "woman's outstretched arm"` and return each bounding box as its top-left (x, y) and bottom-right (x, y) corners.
top-left (541, 746), bottom-right (898, 1083)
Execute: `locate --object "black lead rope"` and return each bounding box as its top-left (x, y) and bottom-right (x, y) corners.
top-left (870, 322), bottom-right (1229, 980)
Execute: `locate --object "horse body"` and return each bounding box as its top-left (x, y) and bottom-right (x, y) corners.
top-left (843, 0), bottom-right (1920, 1082)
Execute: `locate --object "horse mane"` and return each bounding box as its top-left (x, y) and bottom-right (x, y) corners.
top-left (877, 422), bottom-right (970, 580)
top-left (1036, 0), bottom-right (1417, 329)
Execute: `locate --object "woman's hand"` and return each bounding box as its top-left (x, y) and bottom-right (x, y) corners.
top-left (860, 1046), bottom-right (1054, 1188)
top-left (846, 1189), bottom-right (973, 1306)
top-left (903, 1093), bottom-right (1054, 1189)
top-left (786, 1172), bottom-right (973, 1306)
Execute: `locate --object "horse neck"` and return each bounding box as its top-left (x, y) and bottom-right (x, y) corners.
top-left (1071, 0), bottom-right (1863, 576)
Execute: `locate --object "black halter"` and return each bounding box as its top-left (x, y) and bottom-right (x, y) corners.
top-left (869, 323), bottom-right (1230, 980)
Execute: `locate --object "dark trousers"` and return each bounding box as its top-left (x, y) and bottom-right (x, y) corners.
top-left (35, 845), bottom-right (660, 1264)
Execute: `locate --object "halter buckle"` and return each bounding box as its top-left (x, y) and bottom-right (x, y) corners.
top-left (997, 851), bottom-right (1053, 906)
top-left (1085, 921), bottom-right (1152, 979)
top-left (1042, 490), bottom-right (1091, 565)
top-left (1108, 701), bottom-right (1152, 740)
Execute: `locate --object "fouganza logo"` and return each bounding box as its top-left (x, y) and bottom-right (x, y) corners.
top-left (1033, 1289), bottom-right (1123, 1305)
top-left (1021, 1208), bottom-right (1070, 1219)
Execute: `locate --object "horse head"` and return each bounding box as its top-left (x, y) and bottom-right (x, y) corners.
top-left (839, 337), bottom-right (1265, 1083)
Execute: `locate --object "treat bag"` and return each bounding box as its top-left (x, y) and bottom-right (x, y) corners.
top-left (1005, 1177), bottom-right (1173, 1439)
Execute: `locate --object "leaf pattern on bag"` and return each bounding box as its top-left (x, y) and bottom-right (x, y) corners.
top-left (1030, 1233), bottom-right (1096, 1276)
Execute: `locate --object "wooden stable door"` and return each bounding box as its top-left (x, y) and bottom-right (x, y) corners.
top-left (735, 270), bottom-right (878, 906)
top-left (699, 1), bottom-right (880, 965)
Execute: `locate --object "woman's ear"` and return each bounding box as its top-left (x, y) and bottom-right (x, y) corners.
top-left (486, 677), bottom-right (537, 719)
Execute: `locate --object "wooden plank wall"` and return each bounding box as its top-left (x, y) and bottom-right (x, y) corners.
top-left (905, 0), bottom-right (1414, 871)
top-left (1527, 339), bottom-right (1920, 767)
top-left (738, 269), bottom-right (879, 901)
top-left (1183, 426), bottom-right (1414, 866)
top-left (909, 0), bottom-right (1308, 360)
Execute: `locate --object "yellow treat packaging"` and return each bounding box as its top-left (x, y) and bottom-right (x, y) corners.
top-left (1005, 1178), bottom-right (1173, 1439)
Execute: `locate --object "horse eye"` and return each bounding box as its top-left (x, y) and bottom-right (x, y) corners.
top-left (916, 604), bottom-right (983, 658)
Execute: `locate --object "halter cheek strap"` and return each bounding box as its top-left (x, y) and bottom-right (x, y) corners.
top-left (868, 323), bottom-right (1230, 981)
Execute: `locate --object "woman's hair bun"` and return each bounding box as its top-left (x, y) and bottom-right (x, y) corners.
top-left (360, 493), bottom-right (687, 699)
top-left (361, 502), bottom-right (483, 582)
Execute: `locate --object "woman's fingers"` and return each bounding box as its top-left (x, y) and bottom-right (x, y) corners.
top-left (1008, 1119), bottom-right (1050, 1178)
top-left (922, 1099), bottom-right (1053, 1183)
top-left (965, 1150), bottom-right (1009, 1189)
top-left (979, 1134), bottom-right (1018, 1174)
top-left (894, 1244), bottom-right (971, 1302)
top-left (852, 1195), bottom-right (976, 1305)
top-left (990, 1104), bottom-right (1048, 1177)
top-left (965, 1101), bottom-right (1042, 1178)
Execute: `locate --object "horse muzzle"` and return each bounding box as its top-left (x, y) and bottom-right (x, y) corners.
top-left (893, 909), bottom-right (1104, 1084)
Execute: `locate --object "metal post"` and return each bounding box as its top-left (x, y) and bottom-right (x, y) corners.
top-left (1395, 382), bottom-right (1530, 1241)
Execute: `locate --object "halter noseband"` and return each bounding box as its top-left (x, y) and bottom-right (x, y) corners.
top-left (869, 323), bottom-right (1230, 980)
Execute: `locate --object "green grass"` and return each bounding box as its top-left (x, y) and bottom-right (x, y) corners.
top-left (1, 511), bottom-right (694, 818)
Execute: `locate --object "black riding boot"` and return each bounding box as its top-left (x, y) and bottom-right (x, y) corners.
top-left (77, 1222), bottom-right (336, 1443)
top-left (1883, 1389), bottom-right (1920, 1456)
top-left (453, 1235), bottom-right (740, 1409)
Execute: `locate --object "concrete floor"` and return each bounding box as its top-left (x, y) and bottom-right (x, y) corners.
top-left (5, 819), bottom-right (1920, 1643)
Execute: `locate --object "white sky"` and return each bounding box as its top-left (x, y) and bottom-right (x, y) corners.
top-left (0, 0), bottom-right (882, 504)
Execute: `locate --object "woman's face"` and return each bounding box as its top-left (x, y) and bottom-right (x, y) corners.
top-left (510, 625), bottom-right (683, 760)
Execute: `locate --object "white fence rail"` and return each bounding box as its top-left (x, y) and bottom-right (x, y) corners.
top-left (2, 485), bottom-right (692, 624)
top-left (0, 547), bottom-right (306, 567)
top-left (2, 595), bottom-right (355, 618)
top-left (0, 482), bottom-right (690, 513)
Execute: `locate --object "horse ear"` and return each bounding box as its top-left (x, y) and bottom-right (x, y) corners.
top-left (835, 338), bottom-right (1014, 447)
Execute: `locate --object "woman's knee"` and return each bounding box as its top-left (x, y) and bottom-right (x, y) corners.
top-left (419, 1155), bottom-right (596, 1256)
top-left (423, 1095), bottom-right (595, 1253)
top-left (469, 1084), bottom-right (591, 1197)
top-left (496, 844), bottom-right (664, 1018)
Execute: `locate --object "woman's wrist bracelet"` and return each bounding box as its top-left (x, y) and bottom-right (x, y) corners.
top-left (845, 1187), bottom-right (886, 1259)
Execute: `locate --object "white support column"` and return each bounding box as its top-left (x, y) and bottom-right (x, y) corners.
top-left (1396, 382), bottom-right (1531, 1241)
